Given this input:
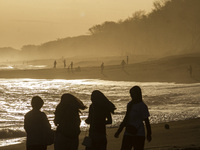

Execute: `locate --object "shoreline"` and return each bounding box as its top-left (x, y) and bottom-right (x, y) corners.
top-left (1, 118), bottom-right (200, 150)
top-left (0, 63), bottom-right (199, 84)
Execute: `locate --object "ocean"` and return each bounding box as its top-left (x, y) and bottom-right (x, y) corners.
top-left (0, 78), bottom-right (200, 147)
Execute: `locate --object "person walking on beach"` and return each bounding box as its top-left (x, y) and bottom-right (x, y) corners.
top-left (54, 93), bottom-right (87, 150)
top-left (54, 60), bottom-right (57, 68)
top-left (24, 96), bottom-right (53, 150)
top-left (188, 65), bottom-right (193, 77)
top-left (70, 61), bottom-right (73, 72)
top-left (101, 62), bottom-right (104, 74)
top-left (121, 60), bottom-right (126, 70)
top-left (85, 90), bottom-right (116, 150)
top-left (114, 86), bottom-right (152, 150)
top-left (63, 59), bottom-right (66, 68)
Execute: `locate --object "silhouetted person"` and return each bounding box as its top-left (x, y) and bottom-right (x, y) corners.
top-left (121, 60), bottom-right (126, 69)
top-left (70, 61), bottom-right (73, 72)
top-left (54, 93), bottom-right (87, 150)
top-left (85, 90), bottom-right (116, 150)
top-left (114, 86), bottom-right (152, 150)
top-left (63, 59), bottom-right (66, 68)
top-left (24, 96), bottom-right (52, 150)
top-left (127, 56), bottom-right (129, 65)
top-left (54, 60), bottom-right (57, 68)
top-left (101, 62), bottom-right (104, 74)
top-left (188, 65), bottom-right (193, 77)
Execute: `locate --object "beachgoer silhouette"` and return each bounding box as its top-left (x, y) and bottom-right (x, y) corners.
top-left (70, 61), bottom-right (73, 72)
top-left (64, 59), bottom-right (66, 68)
top-left (127, 56), bottom-right (129, 65)
top-left (114, 86), bottom-right (152, 150)
top-left (101, 62), bottom-right (104, 74)
top-left (24, 96), bottom-right (52, 150)
top-left (121, 60), bottom-right (126, 69)
top-left (54, 93), bottom-right (87, 150)
top-left (188, 65), bottom-right (193, 77)
top-left (85, 90), bottom-right (116, 150)
top-left (54, 60), bottom-right (57, 68)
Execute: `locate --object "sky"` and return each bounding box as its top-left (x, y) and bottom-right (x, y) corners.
top-left (0, 0), bottom-right (155, 49)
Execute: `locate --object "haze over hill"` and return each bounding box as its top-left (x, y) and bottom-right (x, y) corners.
top-left (0, 0), bottom-right (200, 62)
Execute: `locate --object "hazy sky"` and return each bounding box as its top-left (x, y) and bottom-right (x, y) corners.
top-left (0, 0), bottom-right (155, 49)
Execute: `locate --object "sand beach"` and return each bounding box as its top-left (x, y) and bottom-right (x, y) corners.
top-left (0, 55), bottom-right (200, 150)
top-left (0, 118), bottom-right (199, 150)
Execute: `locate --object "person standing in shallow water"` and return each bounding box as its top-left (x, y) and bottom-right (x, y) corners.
top-left (24, 96), bottom-right (52, 150)
top-left (54, 93), bottom-right (87, 150)
top-left (85, 90), bottom-right (116, 150)
top-left (114, 86), bottom-right (152, 150)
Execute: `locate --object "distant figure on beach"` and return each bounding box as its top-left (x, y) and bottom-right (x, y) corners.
top-left (54, 60), bottom-right (57, 68)
top-left (101, 62), bottom-right (104, 73)
top-left (54, 93), bottom-right (87, 150)
top-left (85, 90), bottom-right (116, 150)
top-left (114, 86), bottom-right (152, 150)
top-left (188, 65), bottom-right (193, 77)
top-left (24, 96), bottom-right (52, 150)
top-left (121, 60), bottom-right (126, 69)
top-left (63, 59), bottom-right (66, 68)
top-left (70, 61), bottom-right (73, 72)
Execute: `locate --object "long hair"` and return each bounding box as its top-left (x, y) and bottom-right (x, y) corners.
top-left (91, 90), bottom-right (116, 114)
top-left (54, 93), bottom-right (86, 125)
top-left (130, 86), bottom-right (143, 103)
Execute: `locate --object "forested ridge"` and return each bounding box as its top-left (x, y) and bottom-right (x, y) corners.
top-left (1, 0), bottom-right (200, 61)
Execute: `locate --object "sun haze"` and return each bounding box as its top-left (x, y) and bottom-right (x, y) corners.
top-left (0, 0), bottom-right (155, 49)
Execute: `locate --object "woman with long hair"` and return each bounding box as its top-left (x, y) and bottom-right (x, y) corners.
top-left (85, 90), bottom-right (116, 150)
top-left (54, 93), bottom-right (87, 150)
top-left (114, 86), bottom-right (152, 150)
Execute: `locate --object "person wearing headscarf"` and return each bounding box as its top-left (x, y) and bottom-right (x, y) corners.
top-left (54, 93), bottom-right (87, 150)
top-left (24, 96), bottom-right (52, 150)
top-left (85, 90), bottom-right (116, 150)
top-left (114, 86), bottom-right (152, 150)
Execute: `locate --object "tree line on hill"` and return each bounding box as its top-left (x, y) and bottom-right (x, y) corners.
top-left (0, 0), bottom-right (200, 62)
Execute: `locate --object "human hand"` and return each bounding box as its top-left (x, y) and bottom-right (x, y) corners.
top-left (147, 134), bottom-right (152, 142)
top-left (114, 132), bottom-right (119, 138)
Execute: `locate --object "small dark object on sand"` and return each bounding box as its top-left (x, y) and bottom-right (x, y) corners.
top-left (165, 124), bottom-right (170, 129)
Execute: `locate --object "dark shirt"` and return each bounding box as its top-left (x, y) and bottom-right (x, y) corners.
top-left (54, 109), bottom-right (81, 138)
top-left (24, 109), bottom-right (51, 146)
top-left (86, 105), bottom-right (112, 136)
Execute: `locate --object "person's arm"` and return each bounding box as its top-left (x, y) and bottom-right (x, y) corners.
top-left (43, 113), bottom-right (51, 131)
top-left (114, 104), bottom-right (130, 138)
top-left (114, 120), bottom-right (126, 138)
top-left (85, 105), bottom-right (91, 124)
top-left (144, 117), bottom-right (152, 142)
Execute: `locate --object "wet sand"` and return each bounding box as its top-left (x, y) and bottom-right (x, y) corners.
top-left (0, 61), bottom-right (199, 83)
top-left (1, 118), bottom-right (200, 150)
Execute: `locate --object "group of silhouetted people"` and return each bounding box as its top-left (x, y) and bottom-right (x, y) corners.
top-left (24, 86), bottom-right (152, 150)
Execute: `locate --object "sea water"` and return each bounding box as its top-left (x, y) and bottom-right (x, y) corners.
top-left (0, 78), bottom-right (200, 147)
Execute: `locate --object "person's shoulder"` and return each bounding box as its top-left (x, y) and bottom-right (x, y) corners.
top-left (140, 101), bottom-right (148, 109)
top-left (127, 101), bottom-right (132, 106)
top-left (25, 110), bottom-right (33, 117)
top-left (40, 111), bottom-right (48, 117)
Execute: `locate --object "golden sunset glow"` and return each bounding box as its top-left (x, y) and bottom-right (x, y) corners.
top-left (0, 0), bottom-right (154, 49)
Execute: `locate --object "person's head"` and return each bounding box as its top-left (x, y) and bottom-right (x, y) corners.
top-left (130, 86), bottom-right (142, 103)
top-left (31, 96), bottom-right (44, 110)
top-left (91, 90), bottom-right (105, 103)
top-left (59, 93), bottom-right (86, 110)
top-left (91, 90), bottom-right (116, 114)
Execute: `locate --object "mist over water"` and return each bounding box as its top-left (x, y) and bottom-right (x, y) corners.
top-left (0, 78), bottom-right (200, 146)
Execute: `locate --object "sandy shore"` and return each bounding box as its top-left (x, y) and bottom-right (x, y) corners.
top-left (1, 54), bottom-right (200, 83)
top-left (1, 118), bottom-right (200, 150)
top-left (0, 62), bottom-right (199, 83)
